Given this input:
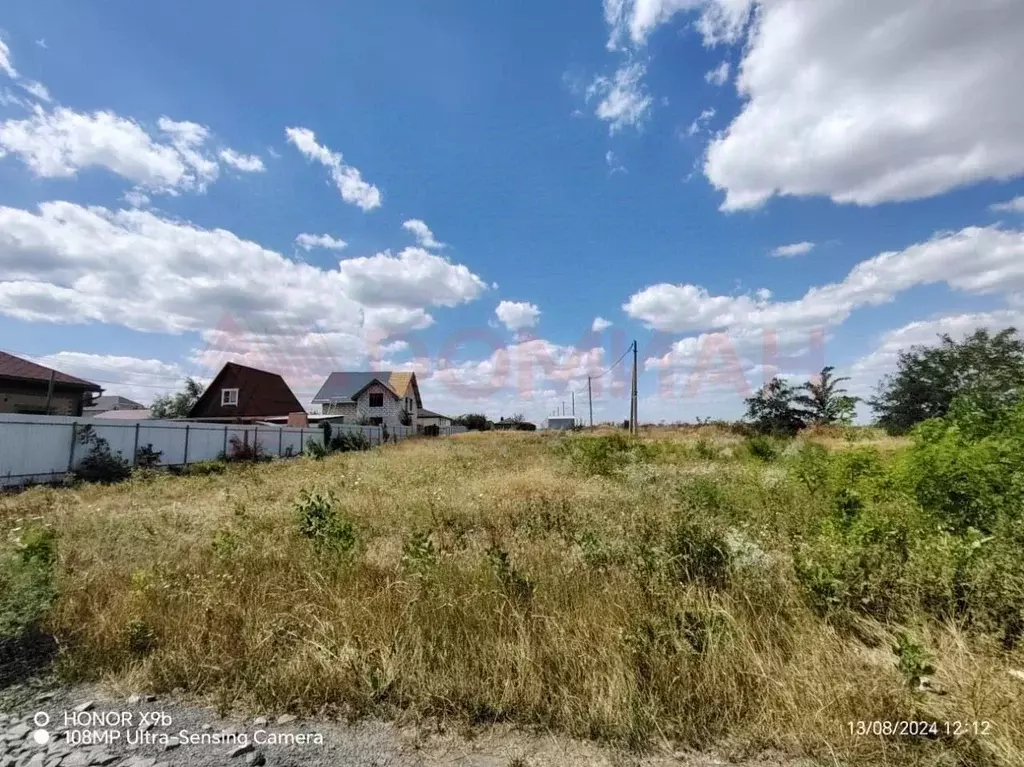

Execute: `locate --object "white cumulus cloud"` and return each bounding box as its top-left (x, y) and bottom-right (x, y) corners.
top-left (705, 0), bottom-right (1024, 210)
top-left (0, 107), bottom-right (271, 195)
top-left (587, 61), bottom-right (653, 134)
top-left (295, 233), bottom-right (348, 251)
top-left (285, 126), bottom-right (382, 211)
top-left (592, 317), bottom-right (613, 332)
top-left (770, 241), bottom-right (815, 258)
top-left (402, 219), bottom-right (444, 249)
top-left (495, 301), bottom-right (542, 331)
top-left (705, 61), bottom-right (730, 86)
top-left (991, 196), bottom-right (1024, 214)
top-left (625, 226), bottom-right (1024, 341)
top-left (219, 148), bottom-right (265, 173)
top-left (0, 202), bottom-right (488, 358)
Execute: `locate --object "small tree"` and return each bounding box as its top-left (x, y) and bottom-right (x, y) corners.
top-left (794, 366), bottom-right (859, 425)
top-left (870, 328), bottom-right (1024, 434)
top-left (151, 378), bottom-right (205, 419)
top-left (457, 413), bottom-right (491, 431)
top-left (744, 377), bottom-right (808, 436)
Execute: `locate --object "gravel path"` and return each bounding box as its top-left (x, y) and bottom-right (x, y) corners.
top-left (0, 681), bottom-right (800, 767)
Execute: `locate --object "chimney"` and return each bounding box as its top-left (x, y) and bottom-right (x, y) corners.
top-left (287, 412), bottom-right (309, 427)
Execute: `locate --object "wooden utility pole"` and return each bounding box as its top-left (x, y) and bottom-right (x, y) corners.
top-left (630, 340), bottom-right (638, 435)
top-left (571, 391), bottom-right (575, 418)
top-left (587, 376), bottom-right (593, 428)
top-left (44, 370), bottom-right (55, 415)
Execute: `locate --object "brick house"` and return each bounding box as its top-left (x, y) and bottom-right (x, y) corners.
top-left (0, 351), bottom-right (102, 416)
top-left (311, 372), bottom-right (422, 430)
top-left (188, 362), bottom-right (305, 423)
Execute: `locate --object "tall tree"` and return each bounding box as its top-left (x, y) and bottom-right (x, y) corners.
top-left (794, 366), bottom-right (859, 425)
top-left (870, 328), bottom-right (1024, 434)
top-left (150, 378), bottom-right (205, 419)
top-left (744, 377), bottom-right (808, 436)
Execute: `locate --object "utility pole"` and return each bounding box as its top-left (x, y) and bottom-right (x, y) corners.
top-left (44, 370), bottom-right (55, 416)
top-left (571, 391), bottom-right (575, 419)
top-left (630, 340), bottom-right (638, 435)
top-left (587, 376), bottom-right (593, 428)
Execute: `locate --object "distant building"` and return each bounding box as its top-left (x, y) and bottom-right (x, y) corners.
top-left (187, 362), bottom-right (305, 423)
top-left (546, 416), bottom-right (578, 431)
top-left (417, 408), bottom-right (453, 431)
top-left (0, 351), bottom-right (102, 416)
top-left (84, 395), bottom-right (146, 417)
top-left (91, 409), bottom-right (154, 421)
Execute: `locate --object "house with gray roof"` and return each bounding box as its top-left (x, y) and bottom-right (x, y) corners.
top-left (311, 371), bottom-right (422, 431)
top-left (84, 395), bottom-right (147, 417)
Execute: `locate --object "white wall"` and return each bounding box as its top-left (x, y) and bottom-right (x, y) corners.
top-left (0, 414), bottom-right (461, 488)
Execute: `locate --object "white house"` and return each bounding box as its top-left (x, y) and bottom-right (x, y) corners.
top-left (311, 372), bottom-right (422, 431)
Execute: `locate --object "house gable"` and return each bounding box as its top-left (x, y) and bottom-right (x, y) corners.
top-left (188, 363), bottom-right (304, 421)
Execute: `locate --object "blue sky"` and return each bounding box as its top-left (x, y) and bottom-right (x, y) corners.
top-left (1, 0), bottom-right (1023, 422)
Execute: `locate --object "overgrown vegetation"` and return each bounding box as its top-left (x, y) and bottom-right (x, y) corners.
top-left (222, 433), bottom-right (270, 463)
top-left (0, 520), bottom-right (57, 639)
top-left (307, 422), bottom-right (372, 459)
top-left (73, 425), bottom-right (132, 483)
top-left (3, 412), bottom-right (1023, 765)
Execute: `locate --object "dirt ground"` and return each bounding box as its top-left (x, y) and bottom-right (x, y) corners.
top-left (0, 678), bottom-right (809, 767)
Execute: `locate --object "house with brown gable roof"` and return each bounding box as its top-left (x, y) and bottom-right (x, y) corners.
top-left (188, 362), bottom-right (305, 423)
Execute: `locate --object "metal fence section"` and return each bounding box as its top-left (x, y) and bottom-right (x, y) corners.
top-left (0, 414), bottom-right (461, 488)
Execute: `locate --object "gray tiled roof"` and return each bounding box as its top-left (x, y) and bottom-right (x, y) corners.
top-left (418, 408), bottom-right (448, 419)
top-left (85, 395), bottom-right (146, 412)
top-left (311, 372), bottom-right (396, 404)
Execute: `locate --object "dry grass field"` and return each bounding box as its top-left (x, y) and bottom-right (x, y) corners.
top-left (2, 429), bottom-right (1022, 766)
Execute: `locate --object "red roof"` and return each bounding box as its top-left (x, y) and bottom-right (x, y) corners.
top-left (0, 351), bottom-right (102, 391)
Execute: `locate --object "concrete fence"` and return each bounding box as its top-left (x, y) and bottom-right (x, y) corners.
top-left (0, 414), bottom-right (465, 488)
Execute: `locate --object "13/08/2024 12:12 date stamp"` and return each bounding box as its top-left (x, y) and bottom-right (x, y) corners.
top-left (848, 721), bottom-right (992, 737)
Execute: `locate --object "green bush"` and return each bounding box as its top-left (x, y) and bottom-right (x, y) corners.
top-left (893, 632), bottom-right (934, 688)
top-left (745, 435), bottom-right (782, 462)
top-left (330, 430), bottom-right (371, 452)
top-left (793, 499), bottom-right (937, 622)
top-left (306, 438), bottom-right (329, 460)
top-left (183, 460), bottom-right (227, 476)
top-left (294, 489), bottom-right (357, 554)
top-left (692, 437), bottom-right (722, 460)
top-left (135, 444), bottom-right (163, 468)
top-left (74, 426), bottom-right (132, 484)
top-left (401, 530), bottom-right (438, 574)
top-left (555, 434), bottom-right (651, 477)
top-left (0, 522), bottom-right (58, 638)
top-left (901, 404), bottom-right (1024, 533)
top-left (792, 441), bottom-right (830, 493)
top-left (668, 517), bottom-right (731, 589)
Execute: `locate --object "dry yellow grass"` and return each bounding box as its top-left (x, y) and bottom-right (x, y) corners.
top-left (1, 430), bottom-right (1021, 766)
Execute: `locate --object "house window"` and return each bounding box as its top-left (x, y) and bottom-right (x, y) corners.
top-left (368, 392), bottom-right (384, 408)
top-left (406, 397), bottom-right (413, 412)
top-left (369, 416), bottom-right (383, 426)
top-left (221, 388), bottom-right (239, 406)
